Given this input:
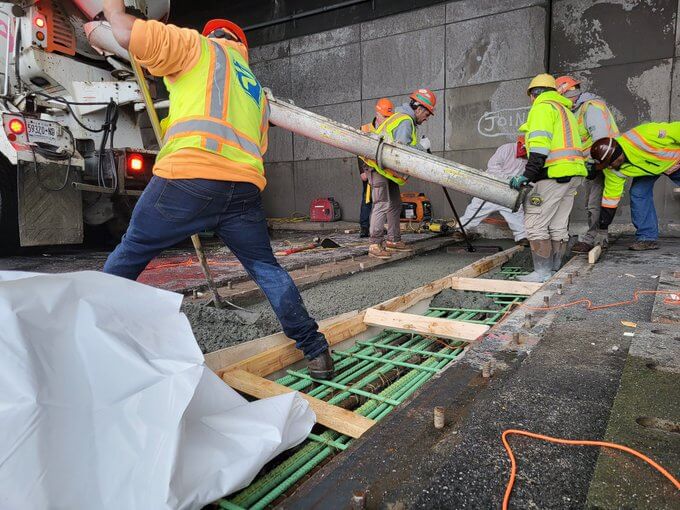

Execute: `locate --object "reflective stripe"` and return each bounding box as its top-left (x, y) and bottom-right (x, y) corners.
top-left (209, 41), bottom-right (228, 119)
top-left (546, 148), bottom-right (584, 163)
top-left (531, 146), bottom-right (550, 156)
top-left (601, 196), bottom-right (620, 208)
top-left (528, 130), bottom-right (553, 140)
top-left (610, 169), bottom-right (626, 179)
top-left (623, 129), bottom-right (680, 161)
top-left (167, 118), bottom-right (262, 158)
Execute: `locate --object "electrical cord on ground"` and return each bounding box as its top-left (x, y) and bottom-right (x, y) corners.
top-left (501, 429), bottom-right (680, 510)
top-left (460, 199), bottom-right (486, 228)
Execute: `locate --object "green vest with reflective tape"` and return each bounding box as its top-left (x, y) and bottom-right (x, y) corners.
top-left (157, 37), bottom-right (269, 175)
top-left (364, 113), bottom-right (416, 185)
top-left (576, 99), bottom-right (618, 151)
top-left (523, 91), bottom-right (587, 179)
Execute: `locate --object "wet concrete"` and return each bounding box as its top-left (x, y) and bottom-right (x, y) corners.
top-left (183, 240), bottom-right (513, 353)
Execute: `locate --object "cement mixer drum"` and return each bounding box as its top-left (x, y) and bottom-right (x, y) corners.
top-left (72, 0), bottom-right (170, 21)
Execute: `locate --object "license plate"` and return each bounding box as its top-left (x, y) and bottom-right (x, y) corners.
top-left (26, 118), bottom-right (60, 144)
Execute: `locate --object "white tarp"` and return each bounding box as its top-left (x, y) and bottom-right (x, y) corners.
top-left (0, 271), bottom-right (315, 510)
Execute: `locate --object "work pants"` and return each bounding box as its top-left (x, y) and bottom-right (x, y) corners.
top-left (359, 179), bottom-right (373, 230)
top-left (459, 198), bottom-right (526, 241)
top-left (580, 173), bottom-right (604, 245)
top-left (630, 172), bottom-right (680, 241)
top-left (103, 176), bottom-right (329, 359)
top-left (368, 170), bottom-right (401, 244)
top-left (523, 177), bottom-right (583, 241)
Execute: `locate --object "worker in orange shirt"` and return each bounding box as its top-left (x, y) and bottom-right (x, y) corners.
top-left (357, 98), bottom-right (394, 237)
top-left (102, 0), bottom-right (335, 379)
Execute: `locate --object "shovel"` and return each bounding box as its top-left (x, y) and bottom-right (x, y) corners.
top-left (275, 237), bottom-right (341, 256)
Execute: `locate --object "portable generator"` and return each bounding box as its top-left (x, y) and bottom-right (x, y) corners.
top-left (310, 197), bottom-right (342, 222)
top-left (400, 192), bottom-right (432, 222)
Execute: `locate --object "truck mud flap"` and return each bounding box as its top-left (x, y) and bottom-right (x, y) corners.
top-left (17, 161), bottom-right (83, 246)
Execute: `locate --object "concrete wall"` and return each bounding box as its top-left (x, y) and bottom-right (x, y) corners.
top-left (251, 0), bottom-right (680, 236)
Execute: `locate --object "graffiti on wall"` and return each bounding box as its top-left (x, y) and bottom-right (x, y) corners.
top-left (477, 106), bottom-right (530, 137)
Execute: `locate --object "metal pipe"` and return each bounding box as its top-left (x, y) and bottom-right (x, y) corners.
top-left (267, 91), bottom-right (526, 211)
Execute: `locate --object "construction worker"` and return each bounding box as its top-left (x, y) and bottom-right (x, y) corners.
top-left (509, 74), bottom-right (587, 282)
top-left (556, 76), bottom-right (619, 253)
top-left (357, 98), bottom-right (394, 238)
top-left (590, 122), bottom-right (680, 251)
top-left (459, 137), bottom-right (528, 245)
top-left (101, 0), bottom-right (335, 379)
top-left (365, 89), bottom-right (436, 259)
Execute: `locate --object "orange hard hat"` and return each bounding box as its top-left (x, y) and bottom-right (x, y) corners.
top-left (375, 98), bottom-right (394, 117)
top-left (556, 75), bottom-right (581, 95)
top-left (409, 88), bottom-right (436, 115)
top-left (202, 19), bottom-right (248, 48)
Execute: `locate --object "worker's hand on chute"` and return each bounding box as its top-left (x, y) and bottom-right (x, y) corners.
top-left (509, 175), bottom-right (530, 190)
top-left (420, 136), bottom-right (432, 153)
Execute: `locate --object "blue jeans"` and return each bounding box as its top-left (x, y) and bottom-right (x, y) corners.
top-left (359, 179), bottom-right (372, 229)
top-left (104, 176), bottom-right (329, 359)
top-left (630, 172), bottom-right (680, 241)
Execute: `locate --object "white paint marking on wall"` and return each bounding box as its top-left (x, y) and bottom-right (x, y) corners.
top-left (477, 106), bottom-right (530, 138)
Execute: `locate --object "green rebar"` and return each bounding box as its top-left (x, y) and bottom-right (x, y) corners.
top-left (332, 350), bottom-right (440, 372)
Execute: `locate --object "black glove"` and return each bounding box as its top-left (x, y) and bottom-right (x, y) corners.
top-left (586, 161), bottom-right (597, 180)
top-left (523, 153), bottom-right (547, 182)
top-left (599, 206), bottom-right (616, 230)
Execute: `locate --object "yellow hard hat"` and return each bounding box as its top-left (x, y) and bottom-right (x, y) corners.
top-left (526, 74), bottom-right (556, 95)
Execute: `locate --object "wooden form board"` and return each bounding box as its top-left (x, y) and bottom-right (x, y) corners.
top-left (213, 245), bottom-right (522, 378)
top-left (222, 369), bottom-right (375, 438)
top-left (363, 308), bottom-right (489, 341)
top-left (449, 277), bottom-right (542, 295)
top-left (588, 245), bottom-right (602, 264)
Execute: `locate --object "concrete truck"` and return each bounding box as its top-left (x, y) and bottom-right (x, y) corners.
top-left (0, 0), bottom-right (169, 254)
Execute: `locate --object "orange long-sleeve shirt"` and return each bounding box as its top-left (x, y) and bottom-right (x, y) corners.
top-left (129, 20), bottom-right (267, 190)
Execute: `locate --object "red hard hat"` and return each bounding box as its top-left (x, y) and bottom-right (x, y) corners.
top-left (202, 19), bottom-right (248, 48)
top-left (409, 88), bottom-right (436, 115)
top-left (555, 75), bottom-right (581, 95)
top-left (516, 135), bottom-right (527, 158)
top-left (375, 98), bottom-right (394, 117)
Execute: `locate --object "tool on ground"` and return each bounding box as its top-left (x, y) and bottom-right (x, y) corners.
top-left (423, 219), bottom-right (450, 234)
top-left (441, 186), bottom-right (475, 252)
top-left (400, 192), bottom-right (432, 222)
top-left (275, 236), bottom-right (341, 256)
top-left (128, 53), bottom-right (260, 323)
top-left (310, 197), bottom-right (342, 222)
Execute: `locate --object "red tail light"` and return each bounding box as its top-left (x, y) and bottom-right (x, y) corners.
top-left (127, 153), bottom-right (144, 173)
top-left (8, 119), bottom-right (26, 135)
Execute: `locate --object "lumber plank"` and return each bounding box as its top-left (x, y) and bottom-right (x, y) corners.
top-left (363, 308), bottom-right (489, 341)
top-left (214, 246), bottom-right (521, 377)
top-left (222, 369), bottom-right (375, 438)
top-left (449, 277), bottom-right (542, 295)
top-left (588, 245), bottom-right (602, 264)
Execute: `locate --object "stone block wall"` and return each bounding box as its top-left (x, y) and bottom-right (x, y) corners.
top-left (251, 0), bottom-right (679, 235)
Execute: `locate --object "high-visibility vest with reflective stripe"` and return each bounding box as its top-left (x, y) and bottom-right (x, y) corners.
top-left (525, 92), bottom-right (587, 179)
top-left (358, 122), bottom-right (376, 166)
top-left (363, 113), bottom-right (416, 185)
top-left (576, 99), bottom-right (619, 151)
top-left (157, 37), bottom-right (269, 176)
top-left (602, 122), bottom-right (680, 208)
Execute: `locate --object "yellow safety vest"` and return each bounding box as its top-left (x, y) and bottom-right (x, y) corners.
top-left (364, 113), bottom-right (416, 185)
top-left (576, 98), bottom-right (619, 151)
top-left (157, 37), bottom-right (269, 176)
top-left (524, 91), bottom-right (587, 179)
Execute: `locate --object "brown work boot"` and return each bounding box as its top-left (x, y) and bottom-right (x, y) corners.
top-left (369, 243), bottom-right (391, 259)
top-left (628, 240), bottom-right (659, 251)
top-left (385, 240), bottom-right (412, 252)
top-left (571, 241), bottom-right (594, 253)
top-left (308, 349), bottom-right (335, 380)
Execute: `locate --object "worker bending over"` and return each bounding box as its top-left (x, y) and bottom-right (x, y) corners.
top-left (357, 99), bottom-right (394, 238)
top-left (365, 89), bottom-right (435, 260)
top-left (556, 76), bottom-right (619, 253)
top-left (510, 74), bottom-right (587, 282)
top-left (590, 122), bottom-right (680, 251)
top-left (102, 0), bottom-right (335, 379)
top-left (459, 137), bottom-right (528, 245)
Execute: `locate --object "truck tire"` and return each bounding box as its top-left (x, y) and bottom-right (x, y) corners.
top-left (0, 156), bottom-right (19, 256)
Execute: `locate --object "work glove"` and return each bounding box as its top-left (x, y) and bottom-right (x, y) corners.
top-left (509, 175), bottom-right (530, 190)
top-left (593, 229), bottom-right (609, 247)
top-left (420, 136), bottom-right (432, 153)
top-left (585, 161), bottom-right (598, 180)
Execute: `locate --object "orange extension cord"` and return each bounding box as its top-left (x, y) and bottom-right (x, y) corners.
top-left (501, 429), bottom-right (680, 509)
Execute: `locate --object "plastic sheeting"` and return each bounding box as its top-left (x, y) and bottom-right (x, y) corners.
top-left (0, 271), bottom-right (315, 510)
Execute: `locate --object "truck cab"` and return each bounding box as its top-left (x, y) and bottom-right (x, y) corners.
top-left (0, 0), bottom-right (168, 254)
